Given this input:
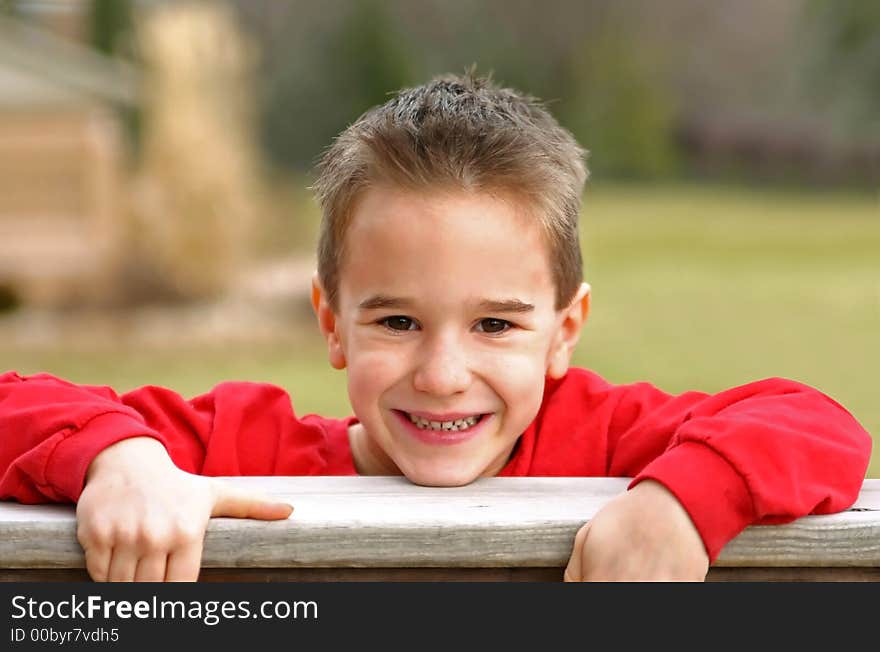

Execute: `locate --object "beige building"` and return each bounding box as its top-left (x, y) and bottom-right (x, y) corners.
top-left (0, 12), bottom-right (139, 308)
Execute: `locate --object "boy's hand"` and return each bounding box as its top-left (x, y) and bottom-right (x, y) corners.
top-left (76, 437), bottom-right (293, 582)
top-left (564, 479), bottom-right (709, 582)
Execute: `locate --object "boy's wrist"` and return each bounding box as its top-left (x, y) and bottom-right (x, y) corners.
top-left (44, 412), bottom-right (165, 502)
top-left (85, 436), bottom-right (172, 483)
top-left (630, 442), bottom-right (755, 562)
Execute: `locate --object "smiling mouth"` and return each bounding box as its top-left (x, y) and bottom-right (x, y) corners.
top-left (401, 411), bottom-right (486, 432)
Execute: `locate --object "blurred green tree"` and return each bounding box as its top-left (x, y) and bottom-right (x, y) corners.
top-left (802, 0), bottom-right (880, 139)
top-left (88, 0), bottom-right (133, 57)
top-left (261, 0), bottom-right (414, 171)
top-left (0, 0), bottom-right (22, 16)
top-left (88, 0), bottom-right (141, 155)
top-left (562, 28), bottom-right (680, 180)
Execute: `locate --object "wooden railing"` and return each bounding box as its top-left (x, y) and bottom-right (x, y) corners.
top-left (2, 477), bottom-right (878, 582)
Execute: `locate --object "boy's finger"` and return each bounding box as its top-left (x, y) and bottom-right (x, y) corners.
top-left (106, 548), bottom-right (139, 582)
top-left (212, 483), bottom-right (293, 520)
top-left (164, 541), bottom-right (204, 582)
top-left (134, 552), bottom-right (169, 582)
top-left (563, 521), bottom-right (592, 582)
top-left (83, 547), bottom-right (111, 583)
top-left (563, 551), bottom-right (581, 582)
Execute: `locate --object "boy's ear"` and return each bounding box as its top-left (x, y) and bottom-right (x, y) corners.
top-left (311, 273), bottom-right (346, 370)
top-left (547, 282), bottom-right (591, 379)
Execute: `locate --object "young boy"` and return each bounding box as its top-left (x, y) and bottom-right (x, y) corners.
top-left (0, 73), bottom-right (872, 582)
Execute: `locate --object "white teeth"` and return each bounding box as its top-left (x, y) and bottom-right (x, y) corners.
top-left (406, 413), bottom-right (481, 432)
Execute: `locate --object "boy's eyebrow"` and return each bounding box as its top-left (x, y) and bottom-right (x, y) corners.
top-left (357, 295), bottom-right (535, 313)
top-left (477, 299), bottom-right (535, 314)
top-left (358, 295), bottom-right (416, 310)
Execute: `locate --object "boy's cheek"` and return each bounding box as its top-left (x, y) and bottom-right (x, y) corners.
top-left (346, 352), bottom-right (406, 397)
top-left (488, 348), bottom-right (553, 383)
top-left (345, 345), bottom-right (550, 400)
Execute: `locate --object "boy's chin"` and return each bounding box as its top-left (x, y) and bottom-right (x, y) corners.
top-left (400, 463), bottom-right (482, 488)
top-left (408, 476), bottom-right (476, 488)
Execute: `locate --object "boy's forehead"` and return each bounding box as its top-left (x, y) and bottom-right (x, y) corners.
top-left (348, 183), bottom-right (534, 229)
top-left (343, 184), bottom-right (548, 257)
top-left (337, 185), bottom-right (558, 310)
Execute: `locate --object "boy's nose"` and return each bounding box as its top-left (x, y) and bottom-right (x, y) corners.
top-left (412, 339), bottom-right (472, 396)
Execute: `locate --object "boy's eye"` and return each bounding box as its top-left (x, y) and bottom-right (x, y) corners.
top-left (380, 316), bottom-right (417, 331)
top-left (476, 318), bottom-right (512, 334)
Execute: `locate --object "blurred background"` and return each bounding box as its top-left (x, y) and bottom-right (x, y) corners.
top-left (1, 0), bottom-right (877, 476)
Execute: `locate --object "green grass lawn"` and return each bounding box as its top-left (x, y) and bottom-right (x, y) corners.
top-left (3, 181), bottom-right (878, 476)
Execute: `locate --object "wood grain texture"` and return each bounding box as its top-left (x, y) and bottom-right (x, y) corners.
top-left (5, 567), bottom-right (880, 582)
top-left (1, 477), bottom-right (878, 572)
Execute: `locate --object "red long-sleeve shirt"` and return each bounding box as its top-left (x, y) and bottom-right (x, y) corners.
top-left (0, 368), bottom-right (871, 561)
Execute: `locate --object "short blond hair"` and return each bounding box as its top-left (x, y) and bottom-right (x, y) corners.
top-left (312, 72), bottom-right (588, 310)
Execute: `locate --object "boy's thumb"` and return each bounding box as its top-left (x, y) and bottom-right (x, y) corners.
top-left (211, 482), bottom-right (294, 520)
top-left (563, 520), bottom-right (592, 582)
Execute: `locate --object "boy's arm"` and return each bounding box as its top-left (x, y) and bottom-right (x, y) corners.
top-left (558, 373), bottom-right (872, 578)
top-left (0, 371), bottom-right (298, 580)
top-left (0, 371), bottom-right (170, 504)
top-left (0, 370), bottom-right (330, 503)
top-left (610, 376), bottom-right (872, 561)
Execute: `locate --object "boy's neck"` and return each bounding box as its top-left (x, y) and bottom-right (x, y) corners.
top-left (347, 422), bottom-right (401, 476)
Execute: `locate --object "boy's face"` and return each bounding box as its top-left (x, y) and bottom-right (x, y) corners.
top-left (313, 185), bottom-right (589, 486)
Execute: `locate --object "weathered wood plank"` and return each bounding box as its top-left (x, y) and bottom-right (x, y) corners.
top-left (1, 477), bottom-right (877, 571)
top-left (5, 567), bottom-right (880, 582)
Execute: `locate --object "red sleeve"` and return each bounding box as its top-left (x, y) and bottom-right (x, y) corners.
top-left (598, 373), bottom-right (872, 562)
top-left (0, 371), bottom-right (339, 505)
